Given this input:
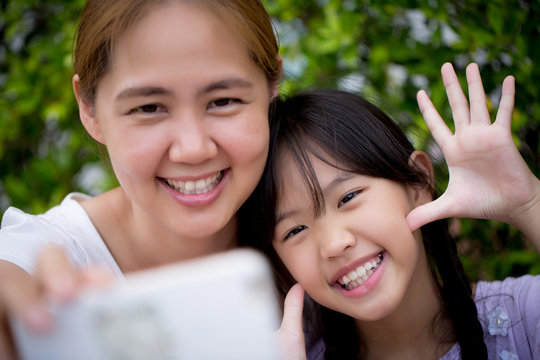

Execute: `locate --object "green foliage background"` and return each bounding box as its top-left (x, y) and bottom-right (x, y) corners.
top-left (1, 0), bottom-right (538, 280)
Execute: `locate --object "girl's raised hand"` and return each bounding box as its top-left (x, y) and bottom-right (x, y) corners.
top-left (407, 63), bottom-right (540, 246)
top-left (276, 283), bottom-right (307, 360)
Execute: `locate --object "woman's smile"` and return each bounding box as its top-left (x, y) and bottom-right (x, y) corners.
top-left (161, 170), bottom-right (225, 195)
top-left (158, 169), bottom-right (229, 208)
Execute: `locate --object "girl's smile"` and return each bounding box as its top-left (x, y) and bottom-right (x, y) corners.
top-left (333, 251), bottom-right (384, 291)
top-left (273, 150), bottom-right (433, 322)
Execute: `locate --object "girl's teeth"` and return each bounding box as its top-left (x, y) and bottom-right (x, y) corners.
top-left (337, 253), bottom-right (384, 290)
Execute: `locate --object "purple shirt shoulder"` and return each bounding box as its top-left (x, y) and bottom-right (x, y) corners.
top-left (306, 275), bottom-right (540, 360)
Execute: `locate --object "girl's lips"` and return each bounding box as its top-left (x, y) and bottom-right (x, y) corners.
top-left (330, 250), bottom-right (385, 285)
top-left (332, 254), bottom-right (385, 298)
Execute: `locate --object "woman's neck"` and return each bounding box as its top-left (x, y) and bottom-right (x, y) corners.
top-left (354, 257), bottom-right (454, 359)
top-left (80, 187), bottom-right (238, 273)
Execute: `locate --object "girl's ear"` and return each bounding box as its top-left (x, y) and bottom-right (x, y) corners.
top-left (73, 75), bottom-right (105, 144)
top-left (408, 150), bottom-right (435, 206)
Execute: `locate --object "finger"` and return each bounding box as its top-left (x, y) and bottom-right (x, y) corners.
top-left (0, 261), bottom-right (52, 333)
top-left (441, 62), bottom-right (470, 130)
top-left (494, 75), bottom-right (515, 129)
top-left (466, 63), bottom-right (491, 125)
top-left (34, 245), bottom-right (78, 303)
top-left (280, 283), bottom-right (305, 334)
top-left (417, 90), bottom-right (453, 146)
top-left (406, 196), bottom-right (456, 231)
top-left (79, 266), bottom-right (114, 287)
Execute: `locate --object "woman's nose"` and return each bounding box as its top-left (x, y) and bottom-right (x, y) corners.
top-left (168, 115), bottom-right (218, 164)
top-left (319, 227), bottom-right (356, 259)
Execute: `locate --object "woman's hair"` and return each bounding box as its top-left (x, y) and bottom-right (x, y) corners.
top-left (73, 0), bottom-right (280, 105)
top-left (240, 89), bottom-right (487, 359)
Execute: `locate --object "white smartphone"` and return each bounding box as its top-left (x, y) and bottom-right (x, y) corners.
top-left (11, 249), bottom-right (281, 360)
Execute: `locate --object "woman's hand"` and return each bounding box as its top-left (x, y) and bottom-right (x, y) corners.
top-left (0, 246), bottom-right (112, 360)
top-left (407, 62), bottom-right (540, 247)
top-left (276, 283), bottom-right (307, 360)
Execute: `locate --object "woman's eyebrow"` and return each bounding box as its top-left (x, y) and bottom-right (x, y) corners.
top-left (200, 78), bottom-right (254, 94)
top-left (115, 86), bottom-right (173, 100)
top-left (115, 79), bottom-right (254, 101)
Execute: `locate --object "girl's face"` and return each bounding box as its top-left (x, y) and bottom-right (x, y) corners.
top-left (273, 151), bottom-right (434, 321)
top-left (76, 2), bottom-right (274, 239)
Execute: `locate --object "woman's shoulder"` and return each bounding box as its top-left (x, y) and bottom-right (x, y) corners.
top-left (1, 192), bottom-right (92, 233)
top-left (474, 275), bottom-right (540, 360)
top-left (0, 192), bottom-right (119, 274)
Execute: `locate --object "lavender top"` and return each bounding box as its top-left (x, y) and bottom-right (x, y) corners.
top-left (307, 275), bottom-right (540, 359)
top-left (440, 275), bottom-right (540, 360)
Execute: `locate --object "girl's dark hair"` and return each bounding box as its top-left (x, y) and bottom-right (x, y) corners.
top-left (239, 89), bottom-right (487, 359)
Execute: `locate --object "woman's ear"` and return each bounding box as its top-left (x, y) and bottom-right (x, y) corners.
top-left (270, 54), bottom-right (283, 99)
top-left (408, 150), bottom-right (435, 206)
top-left (73, 75), bottom-right (105, 144)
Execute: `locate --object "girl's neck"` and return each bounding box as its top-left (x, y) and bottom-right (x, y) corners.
top-left (355, 256), bottom-right (454, 359)
top-left (80, 187), bottom-right (238, 273)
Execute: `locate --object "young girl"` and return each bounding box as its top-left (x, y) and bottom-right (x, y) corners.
top-left (243, 63), bottom-right (540, 359)
top-left (0, 0), bottom-right (280, 357)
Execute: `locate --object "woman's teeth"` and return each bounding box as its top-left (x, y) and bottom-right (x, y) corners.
top-left (337, 253), bottom-right (384, 290)
top-left (165, 171), bottom-right (224, 194)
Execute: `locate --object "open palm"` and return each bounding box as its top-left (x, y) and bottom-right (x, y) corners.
top-left (407, 63), bottom-right (539, 233)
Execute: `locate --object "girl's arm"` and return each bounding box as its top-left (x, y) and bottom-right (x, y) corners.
top-left (406, 62), bottom-right (540, 251)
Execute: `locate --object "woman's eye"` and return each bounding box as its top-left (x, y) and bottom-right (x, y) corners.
top-left (129, 104), bottom-right (165, 114)
top-left (338, 190), bottom-right (361, 208)
top-left (209, 98), bottom-right (241, 109)
top-left (284, 225), bottom-right (307, 241)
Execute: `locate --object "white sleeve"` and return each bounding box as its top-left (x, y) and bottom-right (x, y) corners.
top-left (0, 196), bottom-right (122, 276)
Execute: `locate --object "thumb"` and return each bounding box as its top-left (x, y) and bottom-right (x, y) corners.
top-left (406, 197), bottom-right (454, 231)
top-left (280, 283), bottom-right (304, 333)
top-left (277, 283), bottom-right (306, 360)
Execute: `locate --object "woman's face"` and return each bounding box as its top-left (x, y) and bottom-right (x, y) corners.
top-left (79, 2), bottom-right (274, 239)
top-left (272, 151), bottom-right (434, 322)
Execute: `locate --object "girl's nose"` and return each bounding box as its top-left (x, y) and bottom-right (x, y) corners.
top-left (319, 228), bottom-right (356, 259)
top-left (168, 116), bottom-right (218, 164)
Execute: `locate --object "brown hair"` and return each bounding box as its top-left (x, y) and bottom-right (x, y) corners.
top-left (73, 0), bottom-right (280, 104)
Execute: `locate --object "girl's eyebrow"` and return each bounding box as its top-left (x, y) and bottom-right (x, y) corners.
top-left (322, 172), bottom-right (356, 195)
top-left (275, 172), bottom-right (356, 225)
top-left (275, 209), bottom-right (299, 226)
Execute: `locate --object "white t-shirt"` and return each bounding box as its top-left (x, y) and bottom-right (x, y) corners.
top-left (0, 193), bottom-right (122, 276)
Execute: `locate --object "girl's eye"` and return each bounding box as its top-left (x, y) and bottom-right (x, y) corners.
top-left (284, 225), bottom-right (307, 241)
top-left (338, 190), bottom-right (362, 208)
